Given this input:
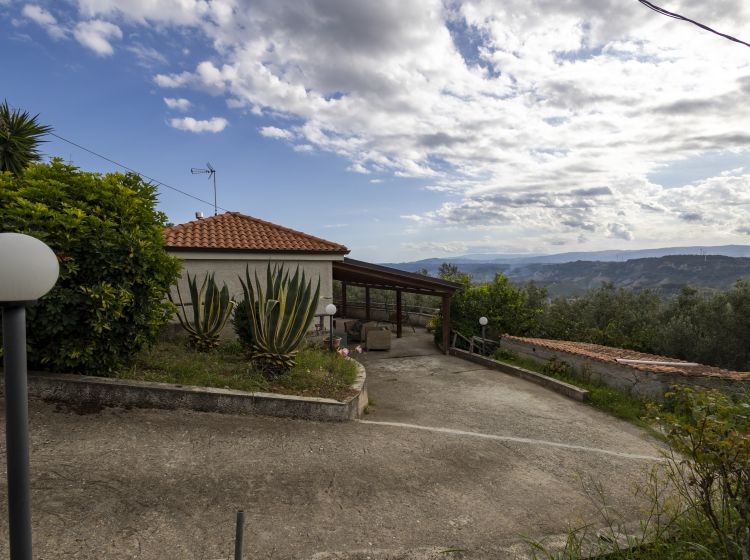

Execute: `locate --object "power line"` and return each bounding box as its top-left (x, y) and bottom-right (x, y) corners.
top-left (637, 0), bottom-right (750, 48)
top-left (48, 132), bottom-right (230, 213)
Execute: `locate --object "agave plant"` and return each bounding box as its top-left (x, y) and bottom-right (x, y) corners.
top-left (240, 263), bottom-right (320, 374)
top-left (169, 272), bottom-right (235, 351)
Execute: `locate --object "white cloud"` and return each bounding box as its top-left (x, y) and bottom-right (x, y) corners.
top-left (154, 71), bottom-right (193, 88)
top-left (127, 44), bottom-right (167, 67)
top-left (22, 4), bottom-right (65, 39)
top-left (169, 116), bottom-right (228, 133)
top-left (164, 97), bottom-right (192, 111)
top-left (60, 0), bottom-right (750, 253)
top-left (259, 126), bottom-right (293, 140)
top-left (347, 163), bottom-right (370, 174)
top-left (74, 19), bottom-right (122, 56)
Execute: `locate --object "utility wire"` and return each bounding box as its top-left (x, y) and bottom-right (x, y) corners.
top-left (637, 0), bottom-right (750, 48)
top-left (48, 132), bottom-right (230, 213)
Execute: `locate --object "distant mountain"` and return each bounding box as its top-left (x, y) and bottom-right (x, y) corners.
top-left (384, 249), bottom-right (750, 297)
top-left (385, 245), bottom-right (750, 271)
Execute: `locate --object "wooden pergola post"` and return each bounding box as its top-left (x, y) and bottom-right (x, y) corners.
top-left (365, 286), bottom-right (371, 320)
top-left (441, 294), bottom-right (451, 355)
top-left (341, 282), bottom-right (348, 317)
top-left (396, 289), bottom-right (402, 338)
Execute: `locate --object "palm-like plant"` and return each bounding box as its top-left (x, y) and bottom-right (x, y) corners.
top-left (169, 272), bottom-right (235, 352)
top-left (240, 263), bottom-right (320, 375)
top-left (0, 100), bottom-right (53, 176)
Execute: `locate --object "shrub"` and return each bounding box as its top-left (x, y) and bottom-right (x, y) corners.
top-left (0, 159), bottom-right (180, 374)
top-left (232, 295), bottom-right (255, 351)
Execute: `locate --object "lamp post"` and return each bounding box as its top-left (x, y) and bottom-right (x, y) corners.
top-left (0, 233), bottom-right (59, 560)
top-left (325, 303), bottom-right (337, 352)
top-left (479, 316), bottom-right (488, 355)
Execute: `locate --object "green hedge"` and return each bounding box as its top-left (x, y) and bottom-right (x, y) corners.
top-left (0, 159), bottom-right (180, 374)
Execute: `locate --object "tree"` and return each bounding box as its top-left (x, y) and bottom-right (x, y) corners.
top-left (438, 262), bottom-right (470, 284)
top-left (0, 159), bottom-right (181, 374)
top-left (0, 100), bottom-right (52, 176)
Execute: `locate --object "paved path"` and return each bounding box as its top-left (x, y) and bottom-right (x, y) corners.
top-left (0, 333), bottom-right (663, 559)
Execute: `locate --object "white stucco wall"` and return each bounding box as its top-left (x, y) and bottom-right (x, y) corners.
top-left (168, 250), bottom-right (341, 319)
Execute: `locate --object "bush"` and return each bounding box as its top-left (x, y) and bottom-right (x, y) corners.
top-left (232, 295), bottom-right (255, 351)
top-left (0, 159), bottom-right (180, 374)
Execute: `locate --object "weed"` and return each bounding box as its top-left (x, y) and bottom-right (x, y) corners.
top-left (119, 336), bottom-right (358, 400)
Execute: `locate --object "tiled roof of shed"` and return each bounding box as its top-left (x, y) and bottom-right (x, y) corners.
top-left (163, 212), bottom-right (349, 253)
top-left (503, 335), bottom-right (749, 381)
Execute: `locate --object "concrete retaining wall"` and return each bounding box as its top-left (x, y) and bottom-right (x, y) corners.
top-left (450, 348), bottom-right (589, 402)
top-left (18, 361), bottom-right (368, 422)
top-left (500, 338), bottom-right (748, 399)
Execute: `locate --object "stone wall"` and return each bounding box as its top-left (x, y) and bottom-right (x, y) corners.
top-left (500, 338), bottom-right (749, 399)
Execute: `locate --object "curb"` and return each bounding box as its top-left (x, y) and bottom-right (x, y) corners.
top-left (12, 361), bottom-right (368, 422)
top-left (449, 348), bottom-right (589, 402)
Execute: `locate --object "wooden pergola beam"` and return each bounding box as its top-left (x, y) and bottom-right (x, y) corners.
top-left (396, 289), bottom-right (402, 338)
top-left (441, 295), bottom-right (451, 355)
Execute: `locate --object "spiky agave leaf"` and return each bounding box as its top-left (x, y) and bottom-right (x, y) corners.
top-left (168, 272), bottom-right (235, 351)
top-left (238, 263), bottom-right (320, 375)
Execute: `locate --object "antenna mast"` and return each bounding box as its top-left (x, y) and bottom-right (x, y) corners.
top-left (190, 162), bottom-right (217, 216)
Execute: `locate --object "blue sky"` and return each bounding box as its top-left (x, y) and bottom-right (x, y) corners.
top-left (2, 0), bottom-right (750, 262)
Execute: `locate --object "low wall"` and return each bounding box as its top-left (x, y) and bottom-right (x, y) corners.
top-left (500, 338), bottom-right (748, 399)
top-left (450, 348), bottom-right (589, 402)
top-left (14, 361), bottom-right (368, 422)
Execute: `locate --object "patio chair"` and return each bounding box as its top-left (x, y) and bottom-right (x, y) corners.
top-left (364, 324), bottom-right (391, 351)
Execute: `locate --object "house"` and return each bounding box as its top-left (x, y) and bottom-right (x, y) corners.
top-left (163, 211), bottom-right (463, 351)
top-left (163, 212), bottom-right (349, 315)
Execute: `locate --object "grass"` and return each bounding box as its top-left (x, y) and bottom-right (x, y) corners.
top-left (489, 349), bottom-right (653, 428)
top-left (117, 336), bottom-right (360, 401)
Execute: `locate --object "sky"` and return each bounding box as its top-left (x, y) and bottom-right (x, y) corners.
top-left (2, 0), bottom-right (750, 263)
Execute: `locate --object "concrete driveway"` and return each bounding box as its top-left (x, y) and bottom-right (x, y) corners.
top-left (0, 333), bottom-right (663, 559)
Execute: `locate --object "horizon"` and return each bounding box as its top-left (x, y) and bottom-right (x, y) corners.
top-left (3, 1), bottom-right (750, 262)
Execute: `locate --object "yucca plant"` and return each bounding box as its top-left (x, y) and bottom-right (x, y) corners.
top-left (240, 263), bottom-right (320, 375)
top-left (169, 272), bottom-right (235, 352)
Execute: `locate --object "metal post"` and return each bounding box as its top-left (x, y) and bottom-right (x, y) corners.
top-left (329, 314), bottom-right (334, 352)
top-left (234, 510), bottom-right (245, 560)
top-left (213, 172), bottom-right (218, 216)
top-left (481, 325), bottom-right (486, 355)
top-left (2, 304), bottom-right (33, 560)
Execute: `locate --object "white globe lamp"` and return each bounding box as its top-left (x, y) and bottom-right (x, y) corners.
top-left (0, 232), bottom-right (59, 560)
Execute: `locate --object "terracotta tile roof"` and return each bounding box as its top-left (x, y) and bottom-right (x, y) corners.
top-left (504, 335), bottom-right (750, 381)
top-left (163, 212), bottom-right (349, 253)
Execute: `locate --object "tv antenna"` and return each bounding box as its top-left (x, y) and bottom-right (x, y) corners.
top-left (191, 162), bottom-right (217, 216)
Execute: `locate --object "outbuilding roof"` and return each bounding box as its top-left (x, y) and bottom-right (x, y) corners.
top-left (163, 212), bottom-right (349, 254)
top-left (503, 335), bottom-right (749, 381)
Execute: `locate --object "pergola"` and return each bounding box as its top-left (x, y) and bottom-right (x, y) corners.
top-left (331, 258), bottom-right (463, 353)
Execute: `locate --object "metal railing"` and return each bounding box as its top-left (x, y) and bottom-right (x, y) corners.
top-left (451, 330), bottom-right (500, 356)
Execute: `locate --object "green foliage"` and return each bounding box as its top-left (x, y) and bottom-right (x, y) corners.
top-left (527, 388), bottom-right (750, 559)
top-left (122, 338), bottom-right (358, 400)
top-left (239, 263), bottom-right (320, 375)
top-left (170, 272), bottom-right (235, 352)
top-left (531, 281), bottom-right (750, 371)
top-left (535, 283), bottom-right (662, 352)
top-left (650, 387), bottom-right (750, 559)
top-left (0, 100), bottom-right (52, 176)
top-left (232, 294), bottom-right (255, 350)
top-left (0, 159), bottom-right (180, 374)
top-left (437, 272), bottom-right (540, 348)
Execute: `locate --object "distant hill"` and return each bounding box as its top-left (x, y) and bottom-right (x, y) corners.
top-left (384, 250), bottom-right (750, 297)
top-left (385, 245), bottom-right (750, 270)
